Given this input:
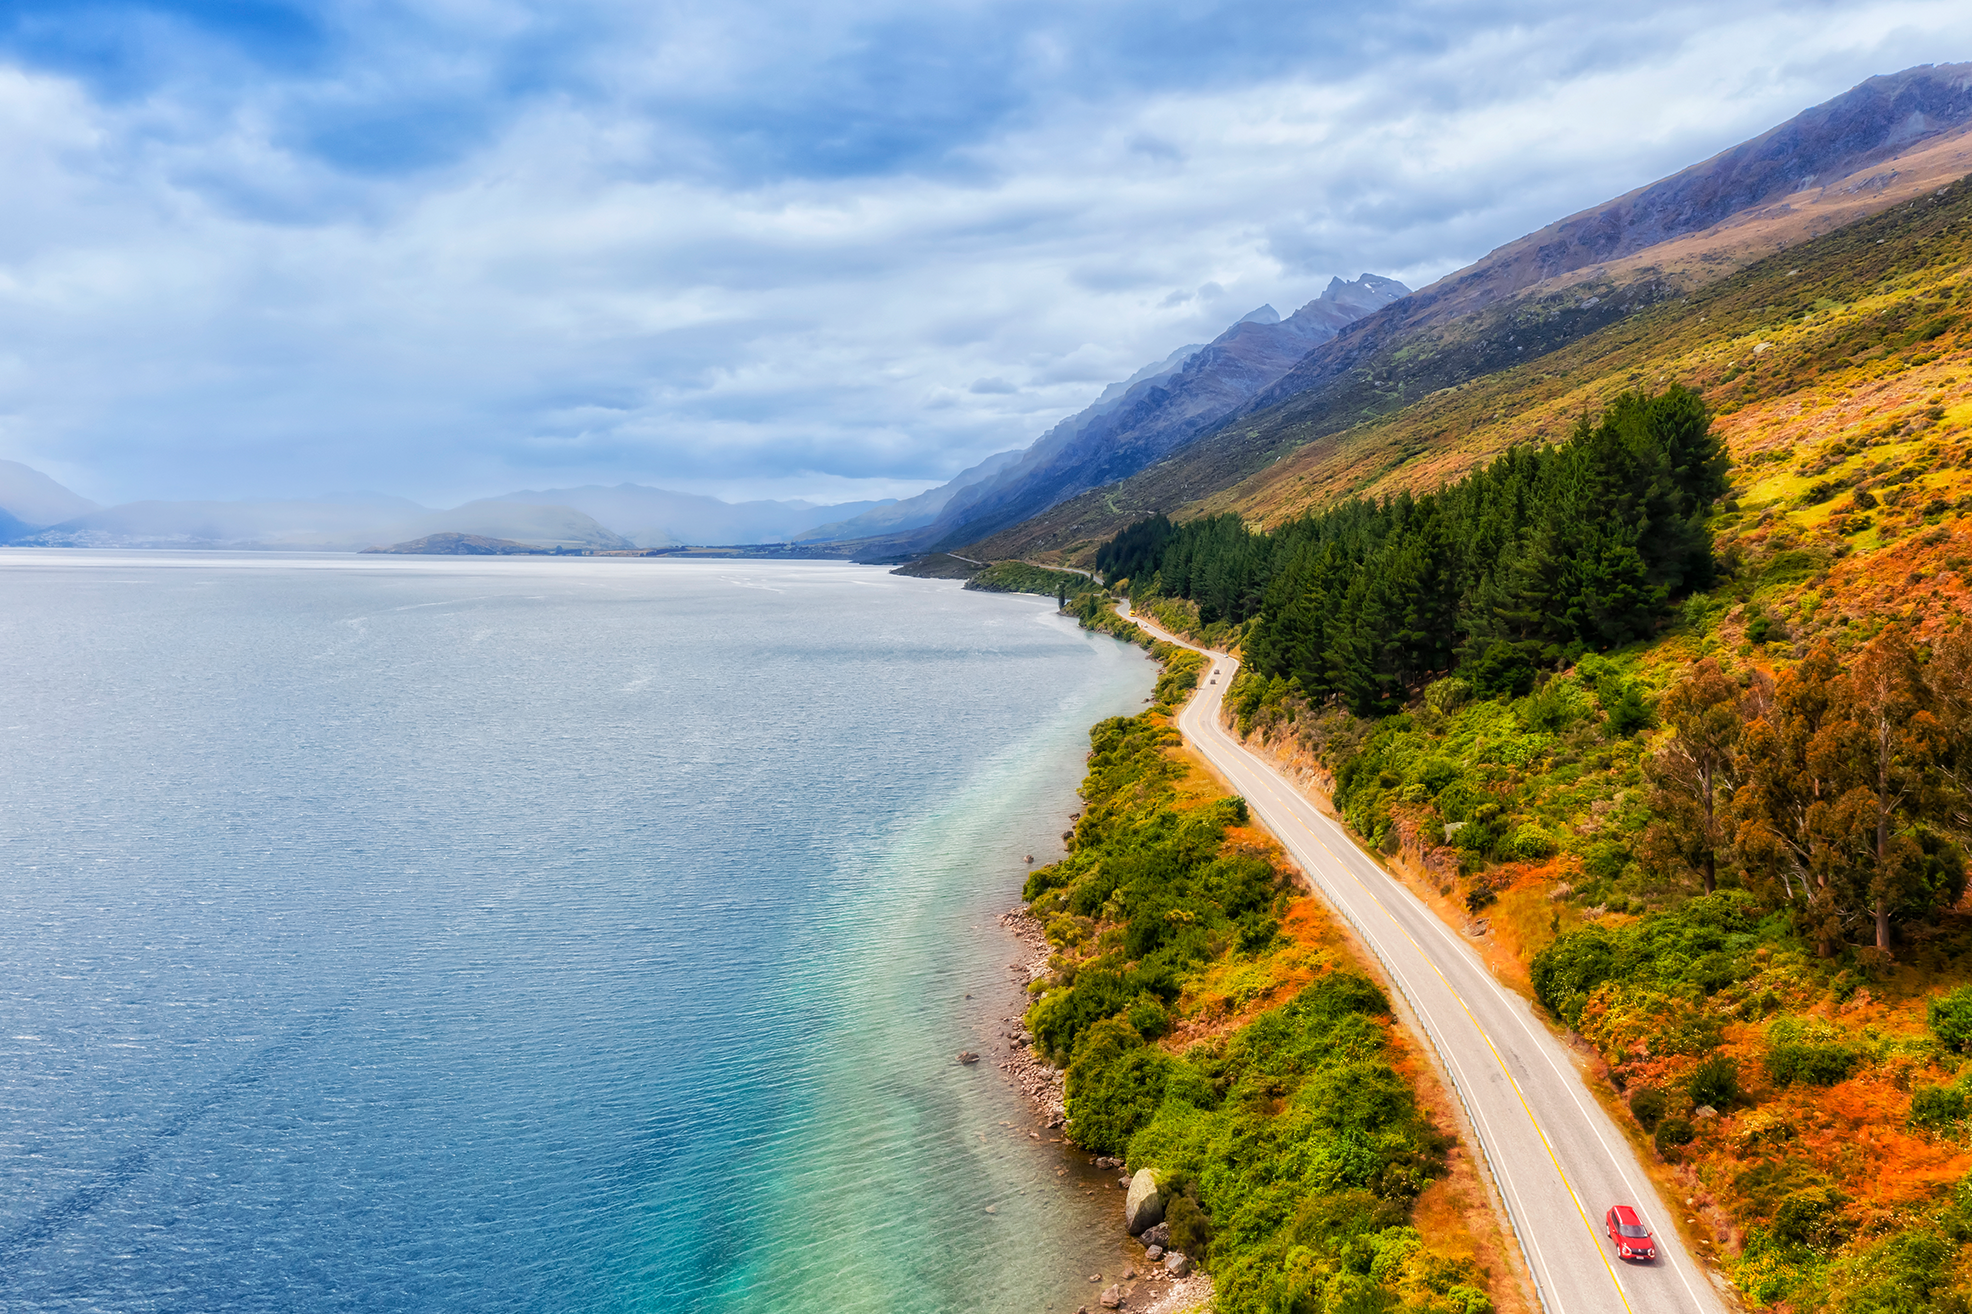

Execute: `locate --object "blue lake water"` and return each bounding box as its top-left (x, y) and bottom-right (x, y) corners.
top-left (0, 552), bottom-right (1155, 1312)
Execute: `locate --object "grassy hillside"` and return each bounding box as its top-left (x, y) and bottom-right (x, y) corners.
top-left (1092, 173), bottom-right (1972, 1313)
top-left (1204, 174), bottom-right (1972, 539)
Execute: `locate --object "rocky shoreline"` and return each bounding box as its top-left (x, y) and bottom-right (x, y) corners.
top-left (996, 904), bottom-right (1215, 1313)
top-left (996, 905), bottom-right (1066, 1126)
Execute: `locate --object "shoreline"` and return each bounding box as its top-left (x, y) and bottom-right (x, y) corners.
top-left (985, 607), bottom-right (1218, 1314)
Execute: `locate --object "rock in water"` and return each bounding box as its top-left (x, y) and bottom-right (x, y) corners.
top-left (1098, 1284), bottom-right (1126, 1309)
top-left (1144, 1245), bottom-right (1164, 1262)
top-left (1163, 1251), bottom-right (1193, 1277)
top-left (1139, 1221), bottom-right (1171, 1250)
top-left (1123, 1168), bottom-right (1165, 1235)
top-left (956, 1051), bottom-right (979, 1064)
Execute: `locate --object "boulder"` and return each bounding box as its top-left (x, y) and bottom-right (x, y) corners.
top-left (1145, 1245), bottom-right (1164, 1262)
top-left (1163, 1252), bottom-right (1193, 1277)
top-left (1099, 1285), bottom-right (1126, 1309)
top-left (1123, 1169), bottom-right (1165, 1235)
top-left (1138, 1221), bottom-right (1171, 1250)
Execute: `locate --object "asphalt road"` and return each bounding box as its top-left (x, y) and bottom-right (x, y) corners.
top-left (1123, 606), bottom-right (1729, 1314)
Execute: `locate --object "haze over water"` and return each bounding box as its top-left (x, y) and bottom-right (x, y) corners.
top-left (0, 552), bottom-right (1153, 1312)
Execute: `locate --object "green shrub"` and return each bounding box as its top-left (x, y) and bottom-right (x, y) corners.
top-left (1689, 1056), bottom-right (1740, 1109)
top-left (1424, 677), bottom-right (1472, 714)
top-left (1765, 1045), bottom-right (1859, 1086)
top-left (1467, 641), bottom-right (1535, 699)
top-left (1582, 840), bottom-right (1630, 882)
top-left (1507, 823), bottom-right (1559, 861)
top-left (1929, 985), bottom-right (1972, 1052)
top-left (1064, 1018), bottom-right (1174, 1154)
top-left (1629, 1087), bottom-right (1667, 1131)
top-left (1654, 1115), bottom-right (1695, 1155)
top-left (1522, 678), bottom-right (1588, 732)
top-left (1166, 1191), bottom-right (1213, 1261)
top-left (1771, 1185), bottom-right (1848, 1248)
top-left (1127, 993), bottom-right (1171, 1041)
top-left (1910, 1082), bottom-right (1968, 1129)
top-left (1412, 757), bottom-right (1463, 796)
top-left (1826, 1226), bottom-right (1950, 1312)
top-left (1531, 927), bottom-right (1617, 1027)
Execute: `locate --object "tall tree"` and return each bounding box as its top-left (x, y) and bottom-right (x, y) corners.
top-left (1644, 659), bottom-right (1743, 894)
top-left (1734, 644), bottom-right (1846, 955)
top-left (1837, 628), bottom-right (1944, 950)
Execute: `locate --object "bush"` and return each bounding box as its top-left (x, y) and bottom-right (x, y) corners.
top-left (1531, 927), bottom-right (1617, 1028)
top-left (1603, 684), bottom-right (1654, 737)
top-left (1910, 1082), bottom-right (1968, 1129)
top-left (1507, 823), bottom-right (1559, 861)
top-left (1467, 641), bottom-right (1536, 700)
top-left (1771, 1186), bottom-right (1848, 1248)
top-left (1126, 993), bottom-right (1170, 1040)
top-left (1064, 1020), bottom-right (1175, 1154)
top-left (1654, 1115), bottom-right (1695, 1155)
top-left (1629, 1087), bottom-right (1667, 1131)
top-left (1766, 1034), bottom-right (1860, 1087)
top-left (1929, 985), bottom-right (1972, 1052)
top-left (1688, 1056), bottom-right (1740, 1109)
top-left (1166, 1191), bottom-right (1213, 1261)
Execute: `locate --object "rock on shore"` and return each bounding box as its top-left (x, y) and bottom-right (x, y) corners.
top-left (1124, 1169), bottom-right (1165, 1235)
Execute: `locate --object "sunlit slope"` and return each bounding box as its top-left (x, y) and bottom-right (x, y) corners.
top-left (1195, 174), bottom-right (1972, 542)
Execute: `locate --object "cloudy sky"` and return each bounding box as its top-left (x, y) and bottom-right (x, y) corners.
top-left (1, 1), bottom-right (1968, 508)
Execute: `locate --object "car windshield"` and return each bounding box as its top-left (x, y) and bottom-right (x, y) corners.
top-left (1618, 1223), bottom-right (1651, 1238)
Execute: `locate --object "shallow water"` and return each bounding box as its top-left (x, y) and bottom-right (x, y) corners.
top-left (0, 552), bottom-right (1154, 1312)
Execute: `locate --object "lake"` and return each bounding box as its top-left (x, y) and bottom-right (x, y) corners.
top-left (0, 552), bottom-right (1154, 1312)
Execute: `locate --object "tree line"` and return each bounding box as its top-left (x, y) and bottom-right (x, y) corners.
top-left (1095, 386), bottom-right (1730, 713)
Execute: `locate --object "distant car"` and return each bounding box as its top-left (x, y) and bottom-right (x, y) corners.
top-left (1605, 1205), bottom-right (1657, 1261)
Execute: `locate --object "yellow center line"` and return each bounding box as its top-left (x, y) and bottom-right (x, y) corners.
top-left (1140, 616), bottom-right (1637, 1314)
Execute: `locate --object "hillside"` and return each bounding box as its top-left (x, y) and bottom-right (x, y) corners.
top-left (1075, 169), bottom-right (1972, 1311)
top-left (0, 458), bottom-right (97, 530)
top-left (968, 63), bottom-right (1972, 565)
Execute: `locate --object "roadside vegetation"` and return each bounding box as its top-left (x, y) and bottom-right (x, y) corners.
top-left (1022, 624), bottom-right (1505, 1314)
top-left (1088, 174), bottom-right (1972, 1312)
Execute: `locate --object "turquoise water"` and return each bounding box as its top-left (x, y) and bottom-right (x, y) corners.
top-left (0, 552), bottom-right (1154, 1312)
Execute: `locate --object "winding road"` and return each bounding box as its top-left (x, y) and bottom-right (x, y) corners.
top-left (1120, 604), bottom-right (1729, 1314)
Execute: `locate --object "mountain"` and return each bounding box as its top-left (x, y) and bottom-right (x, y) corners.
top-left (792, 447), bottom-right (1027, 542)
top-left (362, 532), bottom-right (548, 555)
top-left (915, 274), bottom-right (1407, 553)
top-left (965, 62), bottom-right (1972, 562)
top-left (809, 274), bottom-right (1406, 561)
top-left (14, 497), bottom-right (633, 551)
top-left (0, 459), bottom-right (98, 529)
top-left (486, 484), bottom-right (890, 548)
top-left (0, 471), bottom-right (896, 551)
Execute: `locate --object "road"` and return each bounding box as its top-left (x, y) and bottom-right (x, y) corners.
top-left (1121, 604), bottom-right (1728, 1314)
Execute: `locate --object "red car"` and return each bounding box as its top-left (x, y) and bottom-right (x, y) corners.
top-left (1605, 1205), bottom-right (1657, 1261)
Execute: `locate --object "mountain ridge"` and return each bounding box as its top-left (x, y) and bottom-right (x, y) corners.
top-left (960, 62), bottom-right (1972, 563)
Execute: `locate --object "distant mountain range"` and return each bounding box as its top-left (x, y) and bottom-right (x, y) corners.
top-left (0, 479), bottom-right (891, 552)
top-left (0, 278), bottom-right (1409, 554)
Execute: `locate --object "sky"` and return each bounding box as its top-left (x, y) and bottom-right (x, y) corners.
top-left (1, 2), bottom-right (1969, 508)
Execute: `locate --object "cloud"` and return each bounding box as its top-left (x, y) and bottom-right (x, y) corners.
top-left (0, 0), bottom-right (1965, 505)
